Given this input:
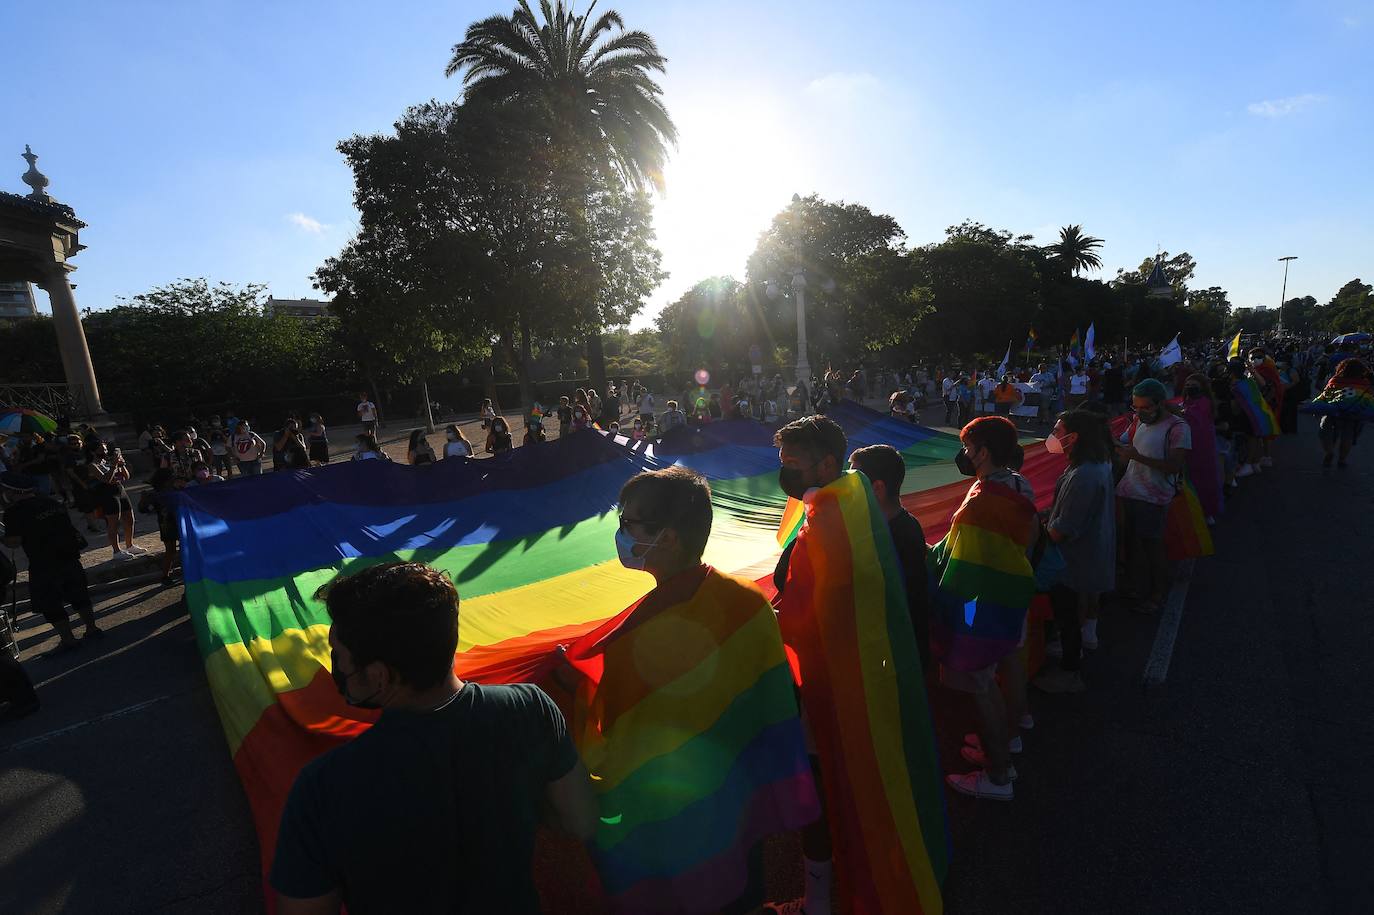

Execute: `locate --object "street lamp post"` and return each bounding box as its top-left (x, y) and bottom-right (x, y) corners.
top-left (1276, 255), bottom-right (1297, 335)
top-left (766, 268), bottom-right (820, 386)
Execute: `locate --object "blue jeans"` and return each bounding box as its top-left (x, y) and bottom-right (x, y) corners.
top-left (238, 459), bottom-right (262, 476)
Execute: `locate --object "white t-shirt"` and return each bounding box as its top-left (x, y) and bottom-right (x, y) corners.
top-left (444, 440), bottom-right (472, 458)
top-left (357, 401), bottom-right (377, 422)
top-left (1031, 371), bottom-right (1056, 391)
top-left (353, 450), bottom-right (383, 461)
top-left (231, 432), bottom-right (264, 461)
top-left (1117, 415), bottom-right (1191, 506)
top-left (638, 392), bottom-right (655, 414)
top-left (1069, 373), bottom-right (1089, 395)
top-left (941, 377), bottom-right (955, 398)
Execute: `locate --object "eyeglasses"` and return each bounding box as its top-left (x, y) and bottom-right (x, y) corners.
top-left (618, 514), bottom-right (661, 534)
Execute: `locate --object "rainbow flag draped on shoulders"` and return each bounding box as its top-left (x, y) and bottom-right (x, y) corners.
top-left (1232, 376), bottom-right (1279, 437)
top-left (1300, 379), bottom-right (1374, 421)
top-left (927, 477), bottom-right (1037, 672)
top-left (776, 471), bottom-right (949, 915)
top-left (566, 565), bottom-right (818, 914)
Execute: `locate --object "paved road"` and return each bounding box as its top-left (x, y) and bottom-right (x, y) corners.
top-left (1, 414), bottom-right (1365, 914)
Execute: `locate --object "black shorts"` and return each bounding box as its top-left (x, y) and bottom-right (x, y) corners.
top-left (308, 441), bottom-right (330, 463)
top-left (98, 494), bottom-right (133, 519)
top-left (158, 509), bottom-right (180, 546)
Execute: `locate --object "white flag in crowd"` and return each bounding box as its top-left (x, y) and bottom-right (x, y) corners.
top-left (1159, 334), bottom-right (1182, 367)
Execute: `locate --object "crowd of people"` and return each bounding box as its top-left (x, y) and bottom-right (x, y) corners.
top-left (3, 326), bottom-right (1372, 908)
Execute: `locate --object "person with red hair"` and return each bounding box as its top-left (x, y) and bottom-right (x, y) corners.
top-left (931, 415), bottom-right (1038, 801)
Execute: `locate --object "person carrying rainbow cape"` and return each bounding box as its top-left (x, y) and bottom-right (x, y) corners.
top-left (556, 466), bottom-right (819, 914)
top-left (770, 415), bottom-right (949, 915)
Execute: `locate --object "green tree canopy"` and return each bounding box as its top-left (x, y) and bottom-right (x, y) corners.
top-left (1322, 279), bottom-right (1374, 332)
top-left (743, 195), bottom-right (925, 370)
top-left (316, 99), bottom-right (663, 410)
top-left (446, 0), bottom-right (676, 397)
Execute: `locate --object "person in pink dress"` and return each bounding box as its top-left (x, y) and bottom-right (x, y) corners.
top-left (1181, 373), bottom-right (1223, 521)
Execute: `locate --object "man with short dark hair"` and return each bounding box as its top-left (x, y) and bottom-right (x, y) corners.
top-left (560, 466), bottom-right (816, 913)
top-left (850, 444), bottom-right (930, 672)
top-left (271, 561), bottom-right (596, 915)
top-left (2, 471), bottom-right (100, 652)
top-left (769, 416), bottom-right (848, 913)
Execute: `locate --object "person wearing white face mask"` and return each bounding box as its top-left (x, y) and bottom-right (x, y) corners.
top-left (555, 467), bottom-right (815, 915)
top-left (1035, 410), bottom-right (1116, 693)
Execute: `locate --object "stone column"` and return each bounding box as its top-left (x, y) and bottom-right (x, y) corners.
top-left (38, 268), bottom-right (104, 418)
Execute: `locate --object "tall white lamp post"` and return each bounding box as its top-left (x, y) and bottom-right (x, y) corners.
top-left (1275, 255), bottom-right (1297, 336)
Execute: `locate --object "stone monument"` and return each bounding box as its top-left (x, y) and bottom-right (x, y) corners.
top-left (0, 146), bottom-right (105, 418)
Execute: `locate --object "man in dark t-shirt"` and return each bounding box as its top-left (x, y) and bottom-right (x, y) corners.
top-left (849, 444), bottom-right (931, 673)
top-left (270, 562), bottom-right (595, 915)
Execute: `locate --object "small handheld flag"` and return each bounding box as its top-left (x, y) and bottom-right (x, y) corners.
top-left (1227, 331), bottom-right (1243, 359)
top-left (996, 341), bottom-right (1011, 378)
top-left (1159, 334), bottom-right (1182, 367)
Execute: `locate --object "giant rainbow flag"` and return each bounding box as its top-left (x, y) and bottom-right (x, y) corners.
top-left (182, 401), bottom-right (1073, 908)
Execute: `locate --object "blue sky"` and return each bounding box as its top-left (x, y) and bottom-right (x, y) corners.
top-left (4, 0), bottom-right (1371, 335)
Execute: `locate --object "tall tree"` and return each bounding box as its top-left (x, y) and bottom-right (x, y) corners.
top-left (1187, 286), bottom-right (1232, 339)
top-left (446, 0), bottom-right (677, 400)
top-left (907, 221), bottom-right (1043, 360)
top-left (1322, 279), bottom-right (1374, 331)
top-left (744, 195), bottom-right (925, 370)
top-left (1046, 224), bottom-right (1104, 276)
top-left (317, 100), bottom-right (662, 414)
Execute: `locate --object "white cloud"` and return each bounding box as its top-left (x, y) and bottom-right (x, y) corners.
top-left (1246, 94), bottom-right (1324, 118)
top-left (804, 72), bottom-right (882, 103)
top-left (286, 212), bottom-right (325, 234)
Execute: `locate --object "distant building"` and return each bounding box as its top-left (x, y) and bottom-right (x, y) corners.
top-left (0, 280), bottom-right (38, 320)
top-left (265, 295), bottom-right (332, 320)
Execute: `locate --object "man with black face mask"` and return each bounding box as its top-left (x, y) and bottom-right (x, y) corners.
top-left (271, 562), bottom-right (595, 915)
top-left (769, 416), bottom-right (848, 913)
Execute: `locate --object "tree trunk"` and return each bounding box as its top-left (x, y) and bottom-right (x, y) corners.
top-left (420, 379), bottom-right (435, 432)
top-left (586, 331), bottom-right (607, 406)
top-left (499, 329), bottom-right (535, 423)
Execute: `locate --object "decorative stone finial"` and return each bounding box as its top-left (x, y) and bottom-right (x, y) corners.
top-left (22, 145), bottom-right (51, 201)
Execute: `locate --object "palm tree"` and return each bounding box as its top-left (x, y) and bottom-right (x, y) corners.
top-left (1047, 225), bottom-right (1104, 276)
top-left (447, 2), bottom-right (677, 401)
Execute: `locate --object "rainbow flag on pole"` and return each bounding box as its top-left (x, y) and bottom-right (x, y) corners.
top-left (566, 566), bottom-right (818, 912)
top-left (776, 471), bottom-right (949, 914)
top-left (1068, 328), bottom-right (1081, 359)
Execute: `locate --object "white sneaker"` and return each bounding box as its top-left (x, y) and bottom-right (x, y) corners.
top-left (946, 769), bottom-right (1014, 801)
top-left (1260, 456), bottom-right (1273, 468)
top-left (1082, 633), bottom-right (1100, 650)
top-left (960, 745), bottom-right (1020, 778)
top-left (1236, 464), bottom-right (1255, 478)
top-left (1045, 638), bottom-right (1063, 659)
top-left (964, 733), bottom-right (1023, 754)
top-left (1019, 713), bottom-right (1035, 730)
top-left (111, 549), bottom-right (135, 562)
top-left (125, 545), bottom-right (148, 556)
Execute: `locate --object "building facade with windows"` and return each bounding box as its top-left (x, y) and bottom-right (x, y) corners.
top-left (0, 280), bottom-right (38, 320)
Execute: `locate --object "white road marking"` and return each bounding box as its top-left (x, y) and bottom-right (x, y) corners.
top-left (1143, 558), bottom-right (1195, 686)
top-left (1, 693), bottom-right (176, 753)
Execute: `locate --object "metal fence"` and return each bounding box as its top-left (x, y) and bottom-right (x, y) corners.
top-left (0, 382), bottom-right (89, 421)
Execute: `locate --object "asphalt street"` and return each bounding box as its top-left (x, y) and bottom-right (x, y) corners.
top-left (0, 413), bottom-right (1366, 914)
